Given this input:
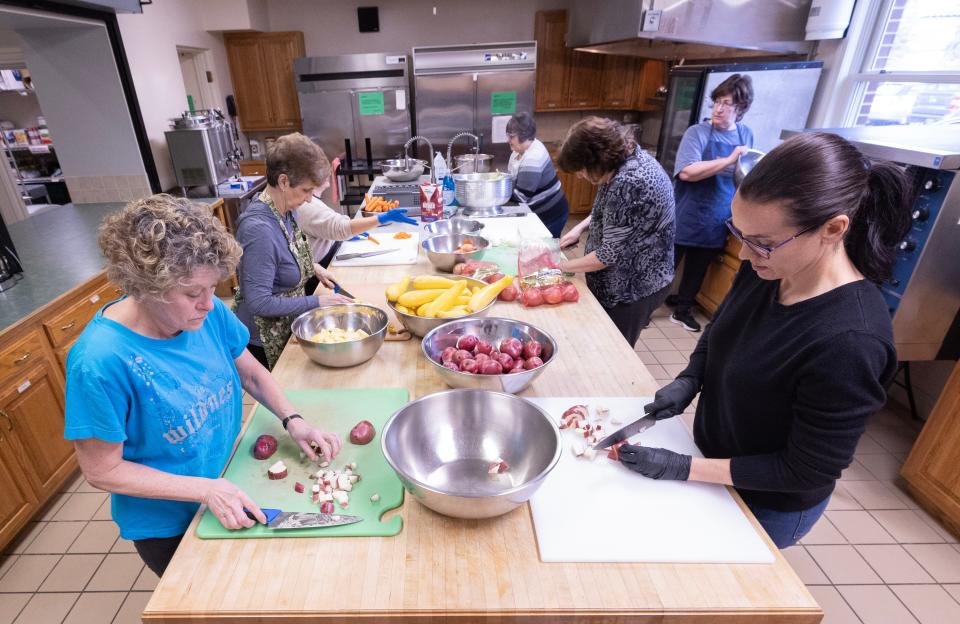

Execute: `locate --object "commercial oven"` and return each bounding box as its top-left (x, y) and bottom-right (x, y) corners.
top-left (783, 126), bottom-right (960, 361)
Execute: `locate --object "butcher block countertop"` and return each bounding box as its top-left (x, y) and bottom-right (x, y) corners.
top-left (144, 218), bottom-right (820, 623)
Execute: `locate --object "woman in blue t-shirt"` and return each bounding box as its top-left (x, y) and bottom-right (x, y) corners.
top-left (669, 74), bottom-right (755, 333)
top-left (64, 195), bottom-right (342, 577)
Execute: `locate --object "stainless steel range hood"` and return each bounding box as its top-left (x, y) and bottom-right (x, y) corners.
top-left (567, 0), bottom-right (815, 61)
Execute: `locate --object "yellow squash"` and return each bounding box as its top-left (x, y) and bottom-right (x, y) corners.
top-left (385, 276), bottom-right (411, 302)
top-left (436, 305), bottom-right (468, 318)
top-left (412, 275), bottom-right (460, 290)
top-left (467, 275), bottom-right (513, 312)
top-left (397, 288), bottom-right (445, 309)
top-left (426, 280), bottom-right (467, 316)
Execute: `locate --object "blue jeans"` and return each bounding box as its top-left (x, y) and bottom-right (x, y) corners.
top-left (747, 496), bottom-right (830, 549)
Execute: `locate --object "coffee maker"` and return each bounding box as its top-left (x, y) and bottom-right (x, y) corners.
top-left (164, 109), bottom-right (243, 197)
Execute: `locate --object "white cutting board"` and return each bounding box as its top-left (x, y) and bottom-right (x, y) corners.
top-left (528, 397), bottom-right (774, 564)
top-left (474, 213), bottom-right (551, 243)
top-left (331, 231), bottom-right (420, 266)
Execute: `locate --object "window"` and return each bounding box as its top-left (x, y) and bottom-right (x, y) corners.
top-left (847, 0), bottom-right (960, 126)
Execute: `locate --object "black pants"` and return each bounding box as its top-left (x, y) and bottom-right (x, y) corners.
top-left (602, 284), bottom-right (671, 348)
top-left (247, 343), bottom-right (270, 369)
top-left (134, 534), bottom-right (184, 577)
top-left (673, 244), bottom-right (723, 312)
top-left (304, 240), bottom-right (344, 296)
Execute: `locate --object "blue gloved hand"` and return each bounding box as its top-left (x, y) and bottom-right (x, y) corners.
top-left (348, 232), bottom-right (369, 242)
top-left (377, 208), bottom-right (417, 226)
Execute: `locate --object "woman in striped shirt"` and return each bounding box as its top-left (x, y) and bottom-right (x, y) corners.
top-left (506, 113), bottom-right (569, 238)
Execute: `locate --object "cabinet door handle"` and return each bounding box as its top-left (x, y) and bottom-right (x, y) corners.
top-left (13, 352), bottom-right (30, 364)
top-left (60, 321), bottom-right (76, 331)
top-left (0, 410), bottom-right (12, 431)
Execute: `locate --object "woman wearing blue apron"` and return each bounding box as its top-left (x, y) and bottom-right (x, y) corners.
top-left (669, 74), bottom-right (755, 332)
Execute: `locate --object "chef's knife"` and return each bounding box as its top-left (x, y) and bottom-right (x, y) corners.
top-left (332, 282), bottom-right (355, 299)
top-left (335, 249), bottom-right (397, 261)
top-left (592, 414), bottom-right (658, 450)
top-left (247, 507), bottom-right (363, 530)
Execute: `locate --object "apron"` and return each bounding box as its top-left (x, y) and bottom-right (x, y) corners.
top-left (508, 150), bottom-right (521, 178)
top-left (674, 124), bottom-right (745, 248)
top-left (234, 190), bottom-right (315, 369)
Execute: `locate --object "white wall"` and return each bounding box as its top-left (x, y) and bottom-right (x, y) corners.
top-left (117, 0), bottom-right (237, 190)
top-left (15, 24), bottom-right (145, 177)
top-left (0, 90), bottom-right (42, 127)
top-left (265, 0), bottom-right (569, 56)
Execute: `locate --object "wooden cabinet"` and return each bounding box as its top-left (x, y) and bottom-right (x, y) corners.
top-left (555, 167), bottom-right (596, 215)
top-left (565, 51), bottom-right (604, 109)
top-left (0, 432), bottom-right (38, 549)
top-left (239, 160), bottom-right (266, 176)
top-left (224, 32), bottom-right (305, 132)
top-left (534, 10), bottom-right (569, 110)
top-left (0, 272), bottom-right (115, 551)
top-left (902, 360), bottom-right (960, 538)
top-left (0, 357), bottom-right (73, 494)
top-left (534, 10), bottom-right (663, 113)
top-left (695, 236), bottom-right (742, 316)
top-left (601, 55), bottom-right (638, 109)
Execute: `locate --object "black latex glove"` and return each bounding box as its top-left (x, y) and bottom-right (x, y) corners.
top-left (619, 444), bottom-right (692, 480)
top-left (643, 376), bottom-right (698, 420)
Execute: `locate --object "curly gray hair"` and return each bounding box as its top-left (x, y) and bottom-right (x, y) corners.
top-left (98, 194), bottom-right (241, 300)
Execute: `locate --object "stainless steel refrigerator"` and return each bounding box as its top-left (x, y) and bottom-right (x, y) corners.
top-left (656, 61), bottom-right (823, 175)
top-left (294, 52), bottom-right (412, 163)
top-left (411, 42), bottom-right (536, 169)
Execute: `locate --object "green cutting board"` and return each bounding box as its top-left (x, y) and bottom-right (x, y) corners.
top-left (196, 388), bottom-right (408, 539)
top-left (478, 246), bottom-right (519, 275)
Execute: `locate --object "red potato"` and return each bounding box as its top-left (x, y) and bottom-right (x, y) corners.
top-left (267, 460), bottom-right (287, 480)
top-left (319, 501), bottom-right (335, 514)
top-left (443, 361), bottom-right (460, 371)
top-left (482, 272), bottom-right (505, 284)
top-left (452, 349), bottom-right (473, 365)
top-left (457, 335), bottom-right (478, 352)
top-left (474, 339), bottom-right (493, 355)
top-left (452, 262), bottom-right (466, 275)
top-left (499, 338), bottom-right (523, 360)
top-left (607, 441), bottom-right (628, 461)
top-left (480, 360), bottom-right (503, 375)
top-left (441, 346), bottom-right (458, 363)
top-left (349, 420), bottom-right (376, 445)
top-left (474, 352), bottom-right (491, 366)
top-left (509, 360), bottom-right (525, 374)
top-left (498, 283), bottom-right (520, 302)
top-left (489, 349), bottom-right (501, 360)
top-left (561, 282), bottom-right (580, 302)
top-left (521, 287), bottom-right (543, 307)
top-left (495, 353), bottom-right (514, 370)
top-left (294, 482), bottom-right (305, 493)
top-left (543, 284), bottom-right (564, 305)
top-left (459, 358), bottom-right (479, 373)
top-left (252, 434), bottom-right (278, 460)
top-left (522, 340), bottom-right (542, 359)
top-left (525, 356), bottom-right (544, 369)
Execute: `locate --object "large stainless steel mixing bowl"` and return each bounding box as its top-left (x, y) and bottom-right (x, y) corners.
top-left (421, 233), bottom-right (490, 273)
top-left (291, 304), bottom-right (387, 367)
top-left (421, 317), bottom-right (558, 394)
top-left (387, 275), bottom-right (494, 338)
top-left (381, 388), bottom-right (562, 519)
top-left (423, 217), bottom-right (484, 236)
top-left (453, 172), bottom-right (514, 208)
top-left (734, 149), bottom-right (766, 187)
top-left (381, 158), bottom-right (427, 182)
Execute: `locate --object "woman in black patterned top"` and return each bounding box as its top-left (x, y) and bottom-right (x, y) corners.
top-left (558, 117), bottom-right (676, 347)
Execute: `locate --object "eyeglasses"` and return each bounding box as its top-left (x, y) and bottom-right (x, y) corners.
top-left (724, 218), bottom-right (818, 260)
top-left (712, 99), bottom-right (736, 111)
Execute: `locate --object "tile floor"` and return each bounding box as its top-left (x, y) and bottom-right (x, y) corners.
top-left (3, 221), bottom-right (957, 623)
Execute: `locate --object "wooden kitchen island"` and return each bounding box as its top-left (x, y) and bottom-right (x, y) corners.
top-left (144, 221), bottom-right (820, 623)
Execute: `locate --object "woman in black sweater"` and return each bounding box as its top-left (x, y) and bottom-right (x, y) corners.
top-left (619, 132), bottom-right (912, 548)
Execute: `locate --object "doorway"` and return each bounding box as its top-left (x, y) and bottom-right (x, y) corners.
top-left (177, 46), bottom-right (216, 113)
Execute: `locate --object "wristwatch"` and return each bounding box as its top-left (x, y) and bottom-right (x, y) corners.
top-left (281, 414), bottom-right (303, 430)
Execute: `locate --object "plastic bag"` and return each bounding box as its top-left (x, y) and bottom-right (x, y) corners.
top-left (517, 238), bottom-right (579, 307)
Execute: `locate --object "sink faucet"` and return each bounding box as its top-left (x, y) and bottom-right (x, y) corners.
top-left (446, 132), bottom-right (480, 171)
top-left (403, 136), bottom-right (436, 184)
